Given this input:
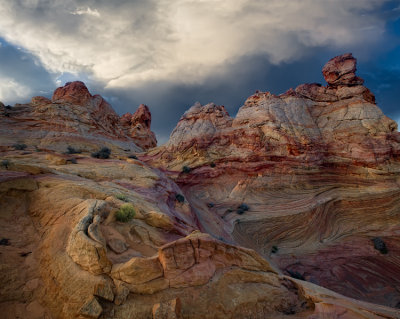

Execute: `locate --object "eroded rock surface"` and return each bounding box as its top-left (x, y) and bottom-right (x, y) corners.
top-left (149, 53), bottom-right (397, 171)
top-left (121, 104), bottom-right (157, 150)
top-left (143, 53), bottom-right (400, 311)
top-left (1, 54), bottom-right (400, 318)
top-left (0, 81), bottom-right (157, 154)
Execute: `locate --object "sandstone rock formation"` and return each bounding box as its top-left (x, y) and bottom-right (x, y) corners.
top-left (1, 54), bottom-right (400, 318)
top-left (121, 104), bottom-right (157, 150)
top-left (0, 81), bottom-right (157, 154)
top-left (144, 53), bottom-right (400, 310)
top-left (149, 53), bottom-right (397, 170)
top-left (322, 53), bottom-right (364, 87)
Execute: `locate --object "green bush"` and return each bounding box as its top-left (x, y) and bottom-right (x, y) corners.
top-left (237, 203), bottom-right (250, 215)
top-left (182, 166), bottom-right (191, 173)
top-left (287, 269), bottom-right (305, 281)
top-left (91, 147), bottom-right (111, 159)
top-left (210, 162), bottom-right (216, 168)
top-left (67, 158), bottom-right (77, 164)
top-left (271, 245), bottom-right (278, 254)
top-left (175, 194), bottom-right (185, 203)
top-left (115, 204), bottom-right (135, 222)
top-left (1, 159), bottom-right (10, 169)
top-left (128, 154), bottom-right (138, 159)
top-left (66, 146), bottom-right (81, 154)
top-left (13, 143), bottom-right (27, 150)
top-left (372, 237), bottom-right (388, 254)
top-left (116, 194), bottom-right (128, 202)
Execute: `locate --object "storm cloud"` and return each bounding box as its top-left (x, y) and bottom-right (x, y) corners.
top-left (0, 0), bottom-right (399, 142)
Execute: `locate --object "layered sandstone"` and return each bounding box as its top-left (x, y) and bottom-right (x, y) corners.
top-left (149, 53), bottom-right (398, 171)
top-left (1, 54), bottom-right (400, 318)
top-left (121, 104), bottom-right (157, 150)
top-left (144, 53), bottom-right (400, 310)
top-left (0, 81), bottom-right (157, 154)
top-left (1, 152), bottom-right (398, 318)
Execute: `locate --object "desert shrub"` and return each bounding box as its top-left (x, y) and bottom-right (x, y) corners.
top-left (0, 238), bottom-right (10, 246)
top-left (1, 159), bottom-right (10, 169)
top-left (372, 237), bottom-right (388, 254)
top-left (20, 252), bottom-right (31, 257)
top-left (182, 165), bottom-right (191, 173)
top-left (287, 270), bottom-right (305, 281)
top-left (128, 154), bottom-right (138, 159)
top-left (207, 202), bottom-right (214, 208)
top-left (271, 245), bottom-right (278, 254)
top-left (66, 146), bottom-right (81, 154)
top-left (91, 147), bottom-right (111, 159)
top-left (115, 204), bottom-right (135, 222)
top-left (5, 105), bottom-right (12, 110)
top-left (175, 194), bottom-right (185, 203)
top-left (13, 143), bottom-right (27, 150)
top-left (116, 194), bottom-right (128, 202)
top-left (210, 162), bottom-right (216, 168)
top-left (67, 158), bottom-right (77, 164)
top-left (236, 203), bottom-right (249, 215)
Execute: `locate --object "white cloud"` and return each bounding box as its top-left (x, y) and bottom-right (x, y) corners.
top-left (0, 77), bottom-right (32, 103)
top-left (0, 0), bottom-right (392, 89)
top-left (71, 7), bottom-right (100, 17)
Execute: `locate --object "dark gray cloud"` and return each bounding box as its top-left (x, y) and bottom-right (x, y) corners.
top-left (0, 39), bottom-right (54, 103)
top-left (102, 47), bottom-right (400, 144)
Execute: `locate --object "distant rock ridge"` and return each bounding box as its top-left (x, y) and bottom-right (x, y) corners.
top-left (0, 81), bottom-right (157, 153)
top-left (148, 53), bottom-right (399, 170)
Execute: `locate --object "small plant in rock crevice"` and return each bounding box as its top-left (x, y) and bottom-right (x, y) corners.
top-left (236, 203), bottom-right (249, 215)
top-left (115, 204), bottom-right (135, 222)
top-left (182, 166), bottom-right (191, 173)
top-left (1, 159), bottom-right (10, 169)
top-left (116, 194), bottom-right (128, 202)
top-left (287, 269), bottom-right (305, 281)
top-left (66, 146), bottom-right (81, 154)
top-left (13, 143), bottom-right (27, 150)
top-left (175, 194), bottom-right (185, 203)
top-left (271, 245), bottom-right (278, 254)
top-left (372, 237), bottom-right (388, 254)
top-left (91, 147), bottom-right (111, 159)
top-left (67, 158), bottom-right (77, 164)
top-left (0, 238), bottom-right (10, 246)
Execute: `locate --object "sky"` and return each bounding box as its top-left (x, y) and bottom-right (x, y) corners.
top-left (0, 0), bottom-right (399, 144)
